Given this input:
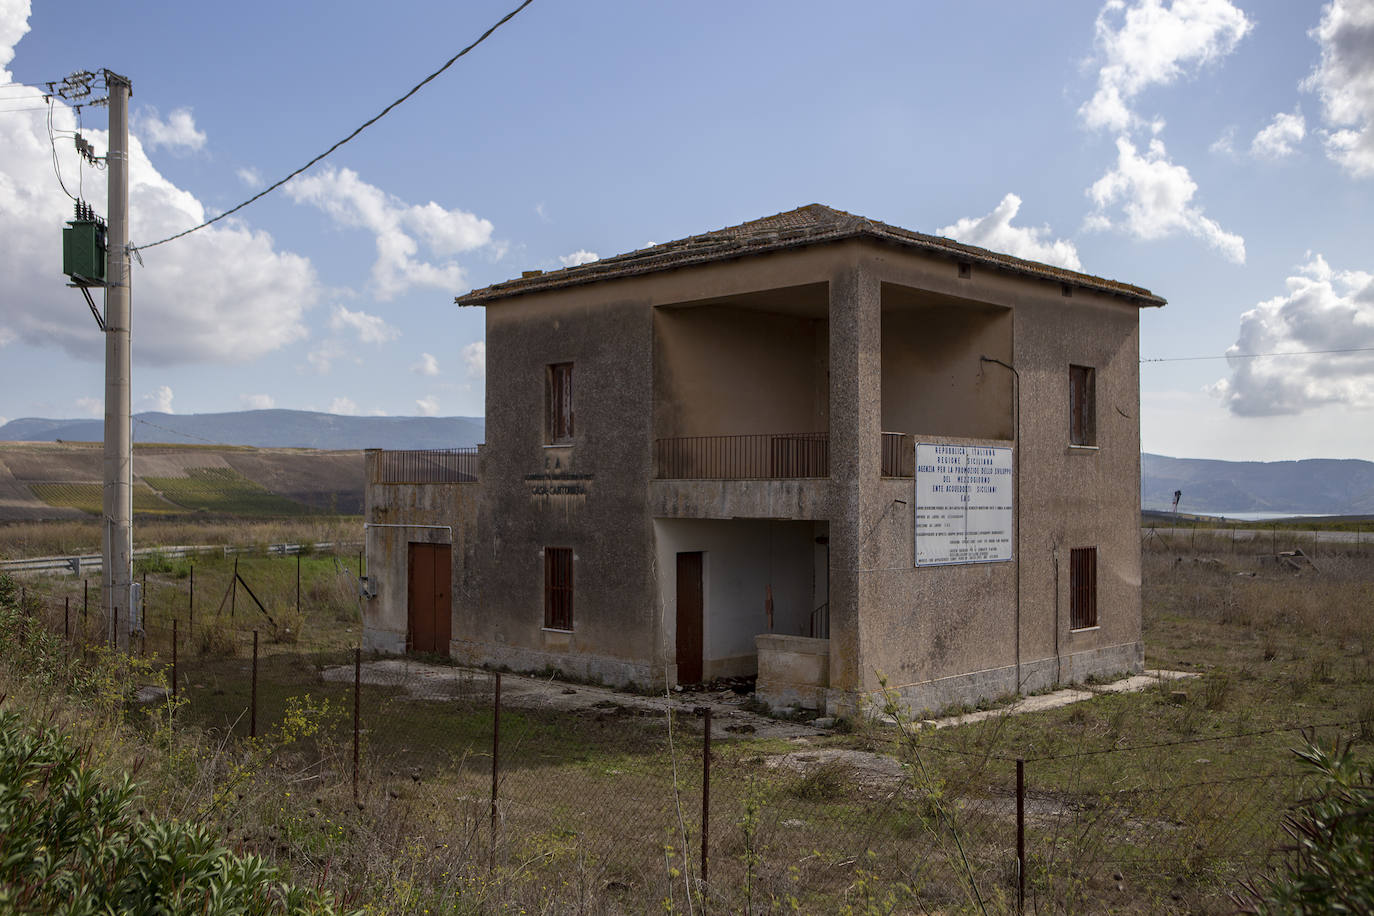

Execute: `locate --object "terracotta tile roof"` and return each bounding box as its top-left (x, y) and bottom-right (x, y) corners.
top-left (455, 204), bottom-right (1166, 307)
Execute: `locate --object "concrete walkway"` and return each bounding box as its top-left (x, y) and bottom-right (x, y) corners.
top-left (908, 669), bottom-right (1197, 730)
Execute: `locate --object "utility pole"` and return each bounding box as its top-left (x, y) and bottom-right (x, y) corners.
top-left (102, 71), bottom-right (133, 650)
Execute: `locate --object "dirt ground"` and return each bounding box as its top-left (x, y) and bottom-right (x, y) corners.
top-left (321, 658), bottom-right (1196, 784)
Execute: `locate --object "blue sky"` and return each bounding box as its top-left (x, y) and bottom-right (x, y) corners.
top-left (2, 0), bottom-right (1372, 461)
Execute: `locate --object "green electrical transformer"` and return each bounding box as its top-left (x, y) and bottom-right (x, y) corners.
top-left (63, 216), bottom-right (107, 287)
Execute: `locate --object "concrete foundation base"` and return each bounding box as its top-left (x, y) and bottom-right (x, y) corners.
top-left (832, 640), bottom-right (1144, 718)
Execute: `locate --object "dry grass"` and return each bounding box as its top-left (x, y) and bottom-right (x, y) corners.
top-left (0, 516), bottom-right (362, 560)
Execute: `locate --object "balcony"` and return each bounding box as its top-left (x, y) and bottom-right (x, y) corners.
top-left (653, 432), bottom-right (914, 479)
top-left (371, 448), bottom-right (479, 484)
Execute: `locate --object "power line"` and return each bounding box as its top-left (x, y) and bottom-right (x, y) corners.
top-left (1141, 346), bottom-right (1374, 364)
top-left (133, 0), bottom-right (536, 252)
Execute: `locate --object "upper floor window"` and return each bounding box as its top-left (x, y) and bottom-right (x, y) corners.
top-left (1069, 364), bottom-right (1096, 446)
top-left (547, 362), bottom-right (574, 444)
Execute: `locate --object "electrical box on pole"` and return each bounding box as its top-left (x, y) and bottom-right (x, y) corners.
top-left (63, 202), bottom-right (108, 288)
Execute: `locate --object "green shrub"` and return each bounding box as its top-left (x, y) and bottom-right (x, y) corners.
top-left (0, 708), bottom-right (350, 915)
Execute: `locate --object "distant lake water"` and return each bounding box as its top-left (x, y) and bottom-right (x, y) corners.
top-left (1146, 510), bottom-right (1336, 521)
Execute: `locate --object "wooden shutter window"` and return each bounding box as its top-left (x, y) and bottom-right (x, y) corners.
top-left (1070, 365), bottom-right (1095, 446)
top-left (544, 547), bottom-right (574, 630)
top-left (548, 363), bottom-right (574, 444)
top-left (1070, 547), bottom-right (1098, 629)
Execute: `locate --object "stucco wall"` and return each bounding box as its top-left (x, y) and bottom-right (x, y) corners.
top-left (460, 289), bottom-right (663, 687)
top-left (362, 462), bottom-right (478, 654)
top-left (654, 305), bottom-right (827, 438)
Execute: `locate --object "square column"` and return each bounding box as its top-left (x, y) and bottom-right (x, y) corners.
top-left (826, 261), bottom-right (883, 703)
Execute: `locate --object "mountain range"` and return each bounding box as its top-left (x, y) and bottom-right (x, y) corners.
top-left (0, 410), bottom-right (484, 451)
top-left (1141, 453), bottom-right (1374, 515)
top-left (4, 412), bottom-right (1372, 515)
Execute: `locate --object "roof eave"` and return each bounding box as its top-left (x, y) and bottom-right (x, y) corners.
top-left (455, 226), bottom-right (1166, 309)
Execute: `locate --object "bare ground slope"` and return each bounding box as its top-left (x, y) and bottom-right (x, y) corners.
top-left (0, 441), bottom-right (363, 520)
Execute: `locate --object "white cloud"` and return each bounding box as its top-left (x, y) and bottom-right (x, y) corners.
top-left (460, 341), bottom-right (485, 379)
top-left (138, 107), bottom-right (206, 152)
top-left (1251, 109), bottom-right (1307, 159)
top-left (1217, 254), bottom-right (1374, 416)
top-left (0, 416), bottom-right (6, 427)
top-left (937, 194), bottom-right (1082, 271)
top-left (304, 338), bottom-right (348, 375)
top-left (329, 305), bottom-right (399, 344)
top-left (412, 352), bottom-right (440, 377)
top-left (1080, 0), bottom-right (1252, 132)
top-left (76, 397), bottom-right (101, 417)
top-left (535, 202), bottom-right (550, 222)
top-left (0, 327), bottom-right (13, 347)
top-left (559, 249), bottom-right (599, 267)
top-left (236, 166), bottom-right (261, 187)
top-left (140, 385), bottom-right (174, 414)
top-left (285, 166), bottom-right (494, 299)
top-left (241, 394), bottom-right (275, 410)
top-left (329, 397), bottom-right (358, 416)
top-left (1086, 136), bottom-right (1245, 262)
top-left (0, 0), bottom-right (29, 82)
top-left (1304, 0), bottom-right (1374, 177)
top-left (1209, 126), bottom-right (1236, 155)
top-left (0, 12), bottom-right (320, 369)
top-left (415, 396), bottom-right (440, 417)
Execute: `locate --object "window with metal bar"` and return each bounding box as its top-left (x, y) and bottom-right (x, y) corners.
top-left (1070, 546), bottom-right (1098, 629)
top-left (547, 363), bottom-right (574, 444)
top-left (1070, 365), bottom-right (1096, 446)
top-left (544, 547), bottom-right (573, 630)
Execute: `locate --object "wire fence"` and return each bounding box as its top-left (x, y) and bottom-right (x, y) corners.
top-left (1141, 524), bottom-right (1372, 558)
top-left (2, 575), bottom-right (1357, 914)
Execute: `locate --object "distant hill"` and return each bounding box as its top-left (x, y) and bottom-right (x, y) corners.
top-left (1143, 453), bottom-right (1374, 515)
top-left (0, 410), bottom-right (485, 451)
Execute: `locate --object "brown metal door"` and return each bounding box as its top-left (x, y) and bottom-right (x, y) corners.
top-left (407, 542), bottom-right (451, 656)
top-left (676, 551), bottom-right (704, 684)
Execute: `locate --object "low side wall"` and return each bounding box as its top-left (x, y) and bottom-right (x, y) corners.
top-left (755, 633), bottom-right (830, 711)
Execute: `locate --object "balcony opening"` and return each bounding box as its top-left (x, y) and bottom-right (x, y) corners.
top-left (880, 283), bottom-right (1013, 444)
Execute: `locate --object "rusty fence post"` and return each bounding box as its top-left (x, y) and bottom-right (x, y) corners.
top-left (700, 706), bottom-right (712, 886)
top-left (490, 671), bottom-right (502, 870)
top-left (1017, 758), bottom-right (1026, 916)
top-left (250, 630), bottom-right (259, 738)
top-left (171, 618), bottom-right (178, 699)
top-left (353, 647), bottom-right (361, 806)
top-left (296, 552), bottom-right (301, 618)
top-left (64, 596), bottom-right (70, 641)
top-left (188, 565), bottom-right (194, 638)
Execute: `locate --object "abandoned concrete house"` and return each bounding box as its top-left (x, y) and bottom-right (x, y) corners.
top-left (362, 204), bottom-right (1165, 715)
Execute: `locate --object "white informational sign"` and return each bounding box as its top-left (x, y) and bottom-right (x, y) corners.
top-left (914, 443), bottom-right (1014, 566)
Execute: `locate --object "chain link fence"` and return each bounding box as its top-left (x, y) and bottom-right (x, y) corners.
top-left (3, 572), bottom-right (1364, 914)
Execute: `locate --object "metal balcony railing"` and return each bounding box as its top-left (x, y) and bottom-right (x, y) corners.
top-left (654, 433), bottom-right (829, 479)
top-left (654, 432), bottom-right (917, 480)
top-left (372, 448), bottom-right (479, 484)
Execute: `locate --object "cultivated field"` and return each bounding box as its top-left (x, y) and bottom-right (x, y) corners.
top-left (0, 441), bottom-right (365, 522)
top-left (1, 525), bottom-right (1370, 914)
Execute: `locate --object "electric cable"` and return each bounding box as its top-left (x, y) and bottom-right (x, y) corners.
top-left (46, 97), bottom-right (78, 202)
top-left (1142, 346), bottom-right (1374, 363)
top-left (132, 0), bottom-right (536, 252)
